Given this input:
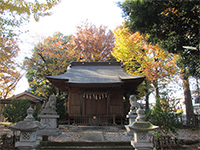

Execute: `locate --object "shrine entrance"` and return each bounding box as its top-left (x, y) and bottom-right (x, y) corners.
top-left (83, 92), bottom-right (108, 115)
top-left (85, 97), bottom-right (107, 115)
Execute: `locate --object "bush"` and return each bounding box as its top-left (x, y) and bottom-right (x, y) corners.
top-left (2, 99), bottom-right (41, 123)
top-left (146, 98), bottom-right (183, 136)
top-left (56, 94), bottom-right (68, 120)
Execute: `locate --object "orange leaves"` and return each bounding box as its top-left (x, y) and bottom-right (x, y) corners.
top-left (143, 44), bottom-right (178, 82)
top-left (112, 24), bottom-right (178, 82)
top-left (0, 37), bottom-right (21, 99)
top-left (74, 20), bottom-right (115, 62)
top-left (29, 32), bottom-right (78, 75)
top-left (24, 32), bottom-right (79, 98)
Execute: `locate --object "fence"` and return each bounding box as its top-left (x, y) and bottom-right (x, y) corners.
top-left (0, 132), bottom-right (20, 149)
top-left (73, 115), bottom-right (116, 126)
top-left (151, 136), bottom-right (180, 149)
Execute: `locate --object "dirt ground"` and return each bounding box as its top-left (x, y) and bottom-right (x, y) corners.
top-left (0, 123), bottom-right (200, 149)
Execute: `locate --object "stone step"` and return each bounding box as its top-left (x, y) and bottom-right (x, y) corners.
top-left (38, 141), bottom-right (133, 150)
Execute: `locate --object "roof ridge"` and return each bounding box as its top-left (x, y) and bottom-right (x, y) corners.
top-left (70, 61), bottom-right (122, 67)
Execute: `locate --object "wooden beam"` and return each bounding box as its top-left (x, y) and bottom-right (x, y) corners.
top-left (80, 92), bottom-right (83, 115)
top-left (107, 91), bottom-right (110, 115)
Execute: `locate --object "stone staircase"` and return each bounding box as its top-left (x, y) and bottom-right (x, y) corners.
top-left (38, 141), bottom-right (133, 150)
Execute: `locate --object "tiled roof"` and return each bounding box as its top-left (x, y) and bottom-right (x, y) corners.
top-left (46, 62), bottom-right (144, 84)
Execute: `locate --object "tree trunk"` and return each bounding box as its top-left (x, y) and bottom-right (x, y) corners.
top-left (144, 80), bottom-right (150, 111)
top-left (152, 80), bottom-right (159, 101)
top-left (180, 68), bottom-right (195, 125)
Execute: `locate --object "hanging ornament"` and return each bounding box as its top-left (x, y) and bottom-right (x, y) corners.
top-left (83, 93), bottom-right (85, 98)
top-left (93, 94), bottom-right (95, 99)
top-left (102, 93), bottom-right (104, 99)
top-left (105, 93), bottom-right (107, 98)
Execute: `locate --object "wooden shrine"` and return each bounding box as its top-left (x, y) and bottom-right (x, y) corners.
top-left (46, 62), bottom-right (144, 125)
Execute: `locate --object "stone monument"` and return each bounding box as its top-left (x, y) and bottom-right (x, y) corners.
top-left (38, 95), bottom-right (61, 136)
top-left (126, 95), bottom-right (143, 136)
top-left (127, 107), bottom-right (158, 150)
top-left (9, 107), bottom-right (45, 150)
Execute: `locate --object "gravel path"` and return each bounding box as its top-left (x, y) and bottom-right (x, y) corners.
top-left (0, 124), bottom-right (199, 142)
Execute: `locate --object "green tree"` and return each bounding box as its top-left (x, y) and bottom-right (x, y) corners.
top-left (119, 0), bottom-right (199, 125)
top-left (56, 93), bottom-right (68, 120)
top-left (146, 96), bottom-right (182, 137)
top-left (2, 99), bottom-right (41, 123)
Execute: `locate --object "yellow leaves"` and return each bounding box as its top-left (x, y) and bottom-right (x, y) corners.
top-left (112, 23), bottom-right (178, 82)
top-left (0, 37), bottom-right (21, 99)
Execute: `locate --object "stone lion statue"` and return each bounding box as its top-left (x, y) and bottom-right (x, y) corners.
top-left (40, 95), bottom-right (57, 115)
top-left (129, 95), bottom-right (143, 112)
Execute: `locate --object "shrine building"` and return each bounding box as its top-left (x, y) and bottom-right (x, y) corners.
top-left (46, 62), bottom-right (144, 125)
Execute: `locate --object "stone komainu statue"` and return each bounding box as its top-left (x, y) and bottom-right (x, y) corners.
top-left (40, 95), bottom-right (57, 115)
top-left (129, 95), bottom-right (143, 112)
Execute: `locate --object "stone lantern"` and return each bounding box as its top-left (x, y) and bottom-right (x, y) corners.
top-left (127, 107), bottom-right (158, 150)
top-left (9, 106), bottom-right (45, 150)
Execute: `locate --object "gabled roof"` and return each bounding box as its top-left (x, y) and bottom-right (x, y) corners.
top-left (46, 62), bottom-right (145, 92)
top-left (7, 90), bottom-right (44, 102)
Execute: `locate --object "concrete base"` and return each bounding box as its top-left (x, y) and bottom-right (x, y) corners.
top-left (37, 128), bottom-right (61, 136)
top-left (131, 141), bottom-right (153, 150)
top-left (60, 125), bottom-right (121, 131)
top-left (15, 141), bottom-right (40, 150)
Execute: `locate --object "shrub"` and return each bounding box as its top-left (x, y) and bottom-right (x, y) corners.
top-left (2, 99), bottom-right (41, 123)
top-left (146, 97), bottom-right (183, 136)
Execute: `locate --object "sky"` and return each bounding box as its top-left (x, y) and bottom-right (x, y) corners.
top-left (13, 0), bottom-right (198, 103)
top-left (14, 0), bottom-right (125, 95)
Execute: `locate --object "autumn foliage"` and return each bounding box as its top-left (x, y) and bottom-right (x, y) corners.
top-left (24, 32), bottom-right (79, 98)
top-left (0, 37), bottom-right (21, 99)
top-left (112, 24), bottom-right (178, 98)
top-left (74, 20), bottom-right (115, 62)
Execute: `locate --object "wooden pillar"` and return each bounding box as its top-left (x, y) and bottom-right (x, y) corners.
top-left (80, 92), bottom-right (83, 115)
top-left (107, 91), bottom-right (110, 115)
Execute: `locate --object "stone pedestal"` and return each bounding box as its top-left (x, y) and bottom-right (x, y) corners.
top-left (127, 113), bottom-right (137, 125)
top-left (37, 95), bottom-right (61, 136)
top-left (125, 113), bottom-right (137, 136)
top-left (37, 114), bottom-right (61, 136)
